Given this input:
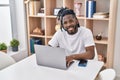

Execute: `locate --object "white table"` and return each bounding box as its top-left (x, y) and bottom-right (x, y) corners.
top-left (0, 54), bottom-right (104, 80)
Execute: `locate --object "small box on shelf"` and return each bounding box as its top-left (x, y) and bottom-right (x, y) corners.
top-left (53, 8), bottom-right (61, 16)
top-left (37, 8), bottom-right (45, 16)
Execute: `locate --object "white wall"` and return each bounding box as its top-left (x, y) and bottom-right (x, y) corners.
top-left (0, 0), bottom-right (12, 45)
top-left (13, 0), bottom-right (28, 60)
top-left (0, 6), bottom-right (12, 45)
top-left (113, 0), bottom-right (120, 79)
top-left (15, 0), bottom-right (27, 51)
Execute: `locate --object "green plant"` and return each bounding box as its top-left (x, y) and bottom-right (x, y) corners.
top-left (0, 43), bottom-right (7, 50)
top-left (10, 39), bottom-right (20, 47)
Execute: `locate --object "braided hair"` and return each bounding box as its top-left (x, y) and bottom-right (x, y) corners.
top-left (60, 9), bottom-right (80, 31)
top-left (57, 7), bottom-right (68, 21)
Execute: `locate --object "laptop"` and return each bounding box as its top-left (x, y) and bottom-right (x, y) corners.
top-left (34, 45), bottom-right (73, 70)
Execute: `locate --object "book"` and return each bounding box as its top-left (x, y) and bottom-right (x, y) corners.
top-left (29, 1), bottom-right (41, 15)
top-left (29, 1), bottom-right (34, 15)
top-left (34, 1), bottom-right (41, 15)
top-left (86, 0), bottom-right (96, 18)
top-left (30, 38), bottom-right (35, 54)
top-left (93, 14), bottom-right (109, 18)
top-left (93, 12), bottom-right (109, 18)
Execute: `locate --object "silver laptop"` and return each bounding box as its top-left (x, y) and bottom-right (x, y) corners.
top-left (35, 45), bottom-right (73, 70)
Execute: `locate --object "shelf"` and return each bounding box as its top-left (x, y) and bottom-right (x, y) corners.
top-left (94, 37), bottom-right (108, 44)
top-left (46, 15), bottom-right (57, 18)
top-left (77, 16), bottom-right (86, 20)
top-left (46, 36), bottom-right (53, 38)
top-left (30, 34), bottom-right (45, 38)
top-left (86, 18), bottom-right (109, 21)
top-left (29, 15), bottom-right (45, 18)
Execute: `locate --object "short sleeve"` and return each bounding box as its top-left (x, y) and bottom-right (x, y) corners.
top-left (84, 29), bottom-right (95, 47)
top-left (48, 30), bottom-right (60, 47)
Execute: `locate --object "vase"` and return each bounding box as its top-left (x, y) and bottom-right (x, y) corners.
top-left (74, 3), bottom-right (82, 16)
top-left (12, 46), bottom-right (18, 52)
top-left (96, 33), bottom-right (102, 40)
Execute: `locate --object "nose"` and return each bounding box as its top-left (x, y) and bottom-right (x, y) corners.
top-left (66, 22), bottom-right (71, 28)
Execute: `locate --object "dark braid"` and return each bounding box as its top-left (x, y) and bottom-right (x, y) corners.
top-left (60, 9), bottom-right (80, 31)
top-left (57, 7), bottom-right (68, 21)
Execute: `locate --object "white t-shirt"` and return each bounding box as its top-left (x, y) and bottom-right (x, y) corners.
top-left (48, 26), bottom-right (95, 56)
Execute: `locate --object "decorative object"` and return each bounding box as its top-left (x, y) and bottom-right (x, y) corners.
top-left (98, 54), bottom-right (104, 61)
top-left (53, 8), bottom-right (61, 15)
top-left (32, 27), bottom-right (44, 35)
top-left (86, 0), bottom-right (96, 18)
top-left (55, 24), bottom-right (60, 31)
top-left (96, 33), bottom-right (102, 40)
top-left (39, 8), bottom-right (44, 13)
top-left (37, 8), bottom-right (45, 16)
top-left (74, 2), bottom-right (82, 16)
top-left (0, 43), bottom-right (7, 53)
top-left (10, 39), bottom-right (20, 52)
top-left (98, 53), bottom-right (106, 62)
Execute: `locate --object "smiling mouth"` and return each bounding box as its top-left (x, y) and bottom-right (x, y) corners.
top-left (66, 25), bottom-right (76, 30)
top-left (67, 24), bottom-right (79, 34)
top-left (68, 27), bottom-right (74, 30)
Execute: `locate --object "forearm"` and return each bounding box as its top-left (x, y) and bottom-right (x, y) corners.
top-left (67, 46), bottom-right (95, 61)
top-left (70, 51), bottom-right (94, 60)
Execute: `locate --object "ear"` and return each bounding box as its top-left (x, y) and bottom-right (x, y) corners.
top-left (76, 19), bottom-right (79, 24)
top-left (75, 18), bottom-right (80, 27)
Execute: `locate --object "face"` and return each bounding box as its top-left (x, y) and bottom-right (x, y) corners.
top-left (62, 14), bottom-right (78, 35)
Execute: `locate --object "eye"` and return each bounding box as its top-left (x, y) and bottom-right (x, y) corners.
top-left (63, 21), bottom-right (67, 25)
top-left (69, 19), bottom-right (74, 23)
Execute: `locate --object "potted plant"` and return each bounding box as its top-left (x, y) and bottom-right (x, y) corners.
top-left (10, 39), bottom-right (20, 52)
top-left (0, 42), bottom-right (7, 53)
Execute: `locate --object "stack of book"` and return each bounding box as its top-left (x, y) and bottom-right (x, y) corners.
top-left (93, 12), bottom-right (109, 18)
top-left (29, 0), bottom-right (41, 15)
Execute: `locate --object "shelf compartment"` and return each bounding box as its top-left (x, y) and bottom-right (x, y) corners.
top-left (45, 38), bottom-right (52, 45)
top-left (45, 0), bottom-right (56, 15)
top-left (29, 17), bottom-right (45, 35)
top-left (46, 18), bottom-right (56, 36)
top-left (30, 37), bottom-right (45, 45)
top-left (94, 37), bottom-right (108, 44)
top-left (64, 0), bottom-right (74, 9)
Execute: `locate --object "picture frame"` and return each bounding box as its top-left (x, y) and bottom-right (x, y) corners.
top-left (53, 8), bottom-right (61, 16)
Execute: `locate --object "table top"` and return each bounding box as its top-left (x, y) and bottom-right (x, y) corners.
top-left (0, 54), bottom-right (104, 80)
